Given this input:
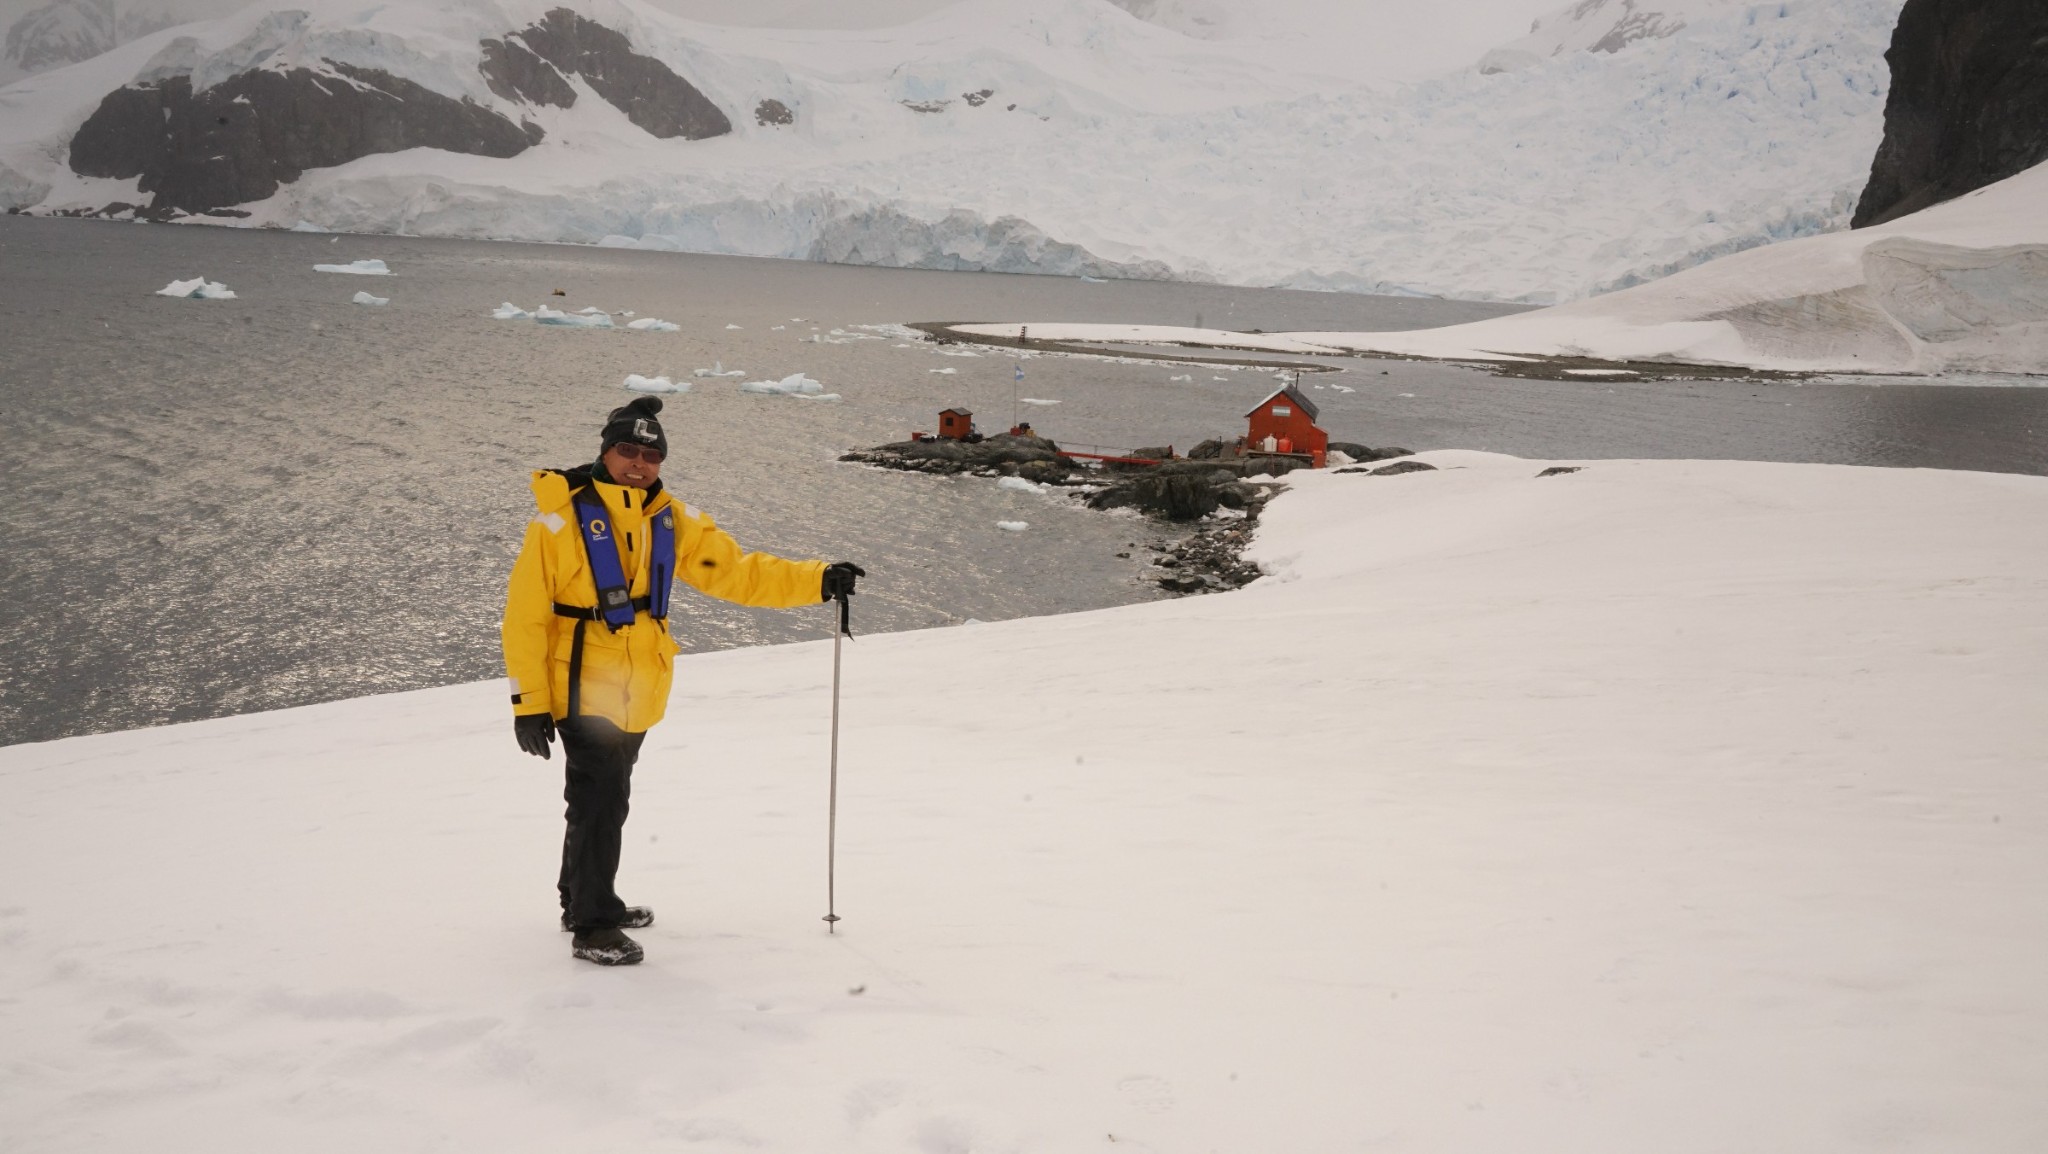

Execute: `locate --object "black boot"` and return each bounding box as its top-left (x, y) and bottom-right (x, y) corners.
top-left (571, 927), bottom-right (644, 966)
top-left (561, 906), bottom-right (653, 932)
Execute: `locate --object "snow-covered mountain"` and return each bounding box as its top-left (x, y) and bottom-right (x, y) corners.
top-left (1475, 0), bottom-right (1726, 74)
top-left (0, 0), bottom-right (1906, 302)
top-left (2, 0), bottom-right (176, 77)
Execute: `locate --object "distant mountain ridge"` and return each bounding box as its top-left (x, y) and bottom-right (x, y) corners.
top-left (0, 0), bottom-right (1910, 303)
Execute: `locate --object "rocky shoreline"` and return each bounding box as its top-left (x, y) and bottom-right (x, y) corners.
top-left (840, 433), bottom-right (1417, 596)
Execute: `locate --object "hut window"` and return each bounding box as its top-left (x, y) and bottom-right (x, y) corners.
top-left (1272, 405), bottom-right (1291, 417)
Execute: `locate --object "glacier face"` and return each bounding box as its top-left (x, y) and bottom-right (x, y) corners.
top-left (0, 0), bottom-right (1907, 303)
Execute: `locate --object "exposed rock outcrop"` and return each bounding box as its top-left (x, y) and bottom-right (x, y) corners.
top-left (755, 99), bottom-right (794, 126)
top-left (485, 9), bottom-right (732, 140)
top-left (68, 65), bottom-right (539, 214)
top-left (839, 433), bottom-right (1081, 486)
top-left (1852, 0), bottom-right (2048, 227)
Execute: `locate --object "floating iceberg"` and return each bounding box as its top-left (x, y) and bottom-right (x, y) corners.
top-left (623, 375), bottom-right (690, 394)
top-left (739, 372), bottom-right (827, 396)
top-left (313, 259), bottom-right (390, 275)
top-left (491, 303), bottom-right (532, 320)
top-left (692, 361), bottom-right (745, 378)
top-left (156, 277), bottom-right (236, 299)
top-left (1019, 398), bottom-right (1061, 406)
top-left (289, 221), bottom-right (328, 233)
top-left (996, 477), bottom-right (1044, 493)
top-left (627, 318), bottom-right (680, 332)
top-left (352, 291), bottom-right (388, 306)
top-left (929, 367), bottom-right (958, 375)
top-left (535, 307), bottom-right (613, 328)
top-left (996, 521), bottom-right (1029, 532)
top-left (725, 324), bottom-right (742, 330)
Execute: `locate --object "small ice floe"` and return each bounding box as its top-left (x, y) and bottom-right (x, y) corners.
top-left (535, 306), bottom-right (613, 328)
top-left (929, 367), bottom-right (958, 375)
top-left (352, 291), bottom-right (388, 306)
top-left (692, 361), bottom-right (745, 378)
top-left (1329, 384), bottom-right (1355, 393)
top-left (492, 302), bottom-right (533, 320)
top-left (289, 221), bottom-right (327, 233)
top-left (1564, 368), bottom-right (1634, 376)
top-left (1080, 275), bottom-right (1106, 283)
top-left (313, 259), bottom-right (390, 275)
top-left (739, 372), bottom-right (835, 399)
top-left (996, 477), bottom-right (1044, 494)
top-left (156, 277), bottom-right (236, 299)
top-left (725, 323), bottom-right (742, 330)
top-left (996, 521), bottom-right (1029, 532)
top-left (1169, 374), bottom-right (1193, 382)
top-left (623, 374), bottom-right (690, 394)
top-left (577, 306), bottom-right (609, 316)
top-left (1019, 398), bottom-right (1061, 406)
top-left (771, 324), bottom-right (786, 330)
top-left (934, 348), bottom-right (982, 358)
top-left (627, 317), bottom-right (680, 332)
top-left (1398, 393), bottom-right (1416, 398)
top-left (1213, 376), bottom-right (1230, 381)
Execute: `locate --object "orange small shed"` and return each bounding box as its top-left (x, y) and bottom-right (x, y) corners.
top-left (939, 408), bottom-right (975, 440)
top-left (1245, 385), bottom-right (1328, 467)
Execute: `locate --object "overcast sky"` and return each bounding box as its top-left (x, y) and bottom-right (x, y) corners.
top-left (3, 0), bottom-right (1569, 83)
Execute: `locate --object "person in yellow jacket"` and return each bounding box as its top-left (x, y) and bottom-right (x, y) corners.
top-left (502, 396), bottom-right (864, 966)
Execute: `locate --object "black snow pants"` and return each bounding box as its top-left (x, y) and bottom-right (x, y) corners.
top-left (557, 716), bottom-right (646, 931)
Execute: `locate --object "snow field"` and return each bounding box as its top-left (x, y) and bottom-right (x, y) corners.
top-left (966, 160), bottom-right (2048, 376)
top-left (3, 452), bottom-right (2044, 1151)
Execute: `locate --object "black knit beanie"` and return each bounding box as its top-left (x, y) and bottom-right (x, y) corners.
top-left (600, 396), bottom-right (668, 456)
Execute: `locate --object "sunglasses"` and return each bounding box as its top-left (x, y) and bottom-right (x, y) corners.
top-left (611, 443), bottom-right (665, 465)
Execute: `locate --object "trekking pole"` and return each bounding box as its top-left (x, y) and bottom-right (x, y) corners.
top-left (824, 589), bottom-right (851, 933)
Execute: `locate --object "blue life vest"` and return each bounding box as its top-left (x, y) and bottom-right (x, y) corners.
top-left (570, 488), bottom-right (676, 630)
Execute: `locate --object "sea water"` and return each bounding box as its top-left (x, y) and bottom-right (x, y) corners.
top-left (2, 216), bottom-right (2042, 745)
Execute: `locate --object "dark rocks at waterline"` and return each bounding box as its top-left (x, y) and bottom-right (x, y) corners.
top-left (1088, 462), bottom-right (1279, 522)
top-left (1852, 0), bottom-right (2048, 228)
top-left (839, 433), bottom-right (1082, 485)
top-left (69, 66), bottom-right (539, 214)
top-left (1150, 523), bottom-right (1266, 595)
top-left (1335, 460), bottom-right (1438, 476)
top-left (1327, 441), bottom-right (1417, 464)
top-left (486, 8), bottom-right (731, 140)
top-left (1536, 466), bottom-right (1584, 477)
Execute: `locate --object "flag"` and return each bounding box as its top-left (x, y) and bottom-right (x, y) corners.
top-left (1014, 364), bottom-right (1025, 381)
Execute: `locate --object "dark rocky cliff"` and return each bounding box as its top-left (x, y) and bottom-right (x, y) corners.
top-left (67, 9), bottom-right (729, 216)
top-left (480, 8), bottom-right (731, 140)
top-left (69, 64), bottom-right (540, 215)
top-left (1852, 0), bottom-right (2048, 227)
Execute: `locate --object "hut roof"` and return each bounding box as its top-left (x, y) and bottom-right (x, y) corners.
top-left (1245, 385), bottom-right (1319, 422)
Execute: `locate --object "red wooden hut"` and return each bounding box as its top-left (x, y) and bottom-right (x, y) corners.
top-left (1245, 385), bottom-right (1328, 467)
top-left (938, 408), bottom-right (976, 440)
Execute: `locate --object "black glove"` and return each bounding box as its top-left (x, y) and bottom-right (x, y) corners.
top-left (821, 561), bottom-right (866, 601)
top-left (515, 713), bottom-right (556, 760)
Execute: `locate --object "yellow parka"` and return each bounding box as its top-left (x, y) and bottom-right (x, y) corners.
top-left (502, 467), bottom-right (826, 733)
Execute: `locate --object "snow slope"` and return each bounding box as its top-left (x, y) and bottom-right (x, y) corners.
top-left (3, 452), bottom-right (2045, 1151)
top-left (1477, 0), bottom-right (1730, 74)
top-left (962, 159), bottom-right (2048, 375)
top-left (1290, 160), bottom-right (2048, 375)
top-left (0, 0), bottom-right (1904, 301)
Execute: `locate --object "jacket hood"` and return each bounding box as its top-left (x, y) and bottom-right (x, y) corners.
top-left (529, 465), bottom-right (667, 513)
